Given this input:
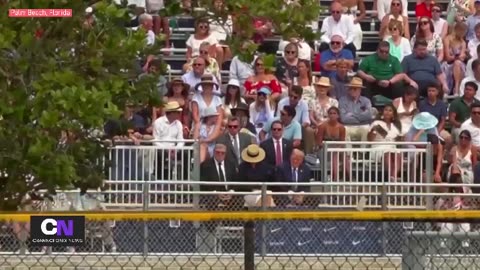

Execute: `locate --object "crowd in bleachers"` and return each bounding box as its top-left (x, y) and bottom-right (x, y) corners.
top-left (97, 0), bottom-right (480, 209)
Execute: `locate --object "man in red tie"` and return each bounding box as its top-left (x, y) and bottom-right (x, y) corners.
top-left (260, 120), bottom-right (293, 167)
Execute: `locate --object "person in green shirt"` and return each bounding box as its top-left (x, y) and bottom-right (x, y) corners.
top-left (449, 81), bottom-right (480, 141)
top-left (357, 41), bottom-right (418, 100)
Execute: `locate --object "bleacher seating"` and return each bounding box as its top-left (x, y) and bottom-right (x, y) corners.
top-left (163, 0), bottom-right (451, 83)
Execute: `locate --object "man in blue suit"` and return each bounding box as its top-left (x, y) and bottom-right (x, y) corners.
top-left (276, 149), bottom-right (312, 207)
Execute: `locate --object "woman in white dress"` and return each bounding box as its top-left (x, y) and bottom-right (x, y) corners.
top-left (439, 130), bottom-right (477, 248)
top-left (393, 86), bottom-right (418, 136)
top-left (367, 104), bottom-right (403, 181)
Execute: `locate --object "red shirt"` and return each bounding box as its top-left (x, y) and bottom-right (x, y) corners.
top-left (415, 3), bottom-right (432, 18)
top-left (244, 79), bottom-right (281, 95)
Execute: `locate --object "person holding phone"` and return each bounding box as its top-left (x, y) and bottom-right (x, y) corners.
top-left (367, 104), bottom-right (403, 181)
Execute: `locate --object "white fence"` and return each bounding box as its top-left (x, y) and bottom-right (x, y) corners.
top-left (99, 141), bottom-right (439, 209)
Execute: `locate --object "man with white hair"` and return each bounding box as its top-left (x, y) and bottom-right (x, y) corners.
top-left (139, 13), bottom-right (155, 46)
top-left (319, 34), bottom-right (354, 78)
top-left (319, 1), bottom-right (358, 57)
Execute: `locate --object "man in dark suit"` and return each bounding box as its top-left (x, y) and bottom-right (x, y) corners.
top-left (216, 116), bottom-right (256, 166)
top-left (260, 120), bottom-right (293, 167)
top-left (276, 149), bottom-right (312, 207)
top-left (200, 143), bottom-right (242, 210)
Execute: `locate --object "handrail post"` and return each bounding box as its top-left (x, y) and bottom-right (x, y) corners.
top-left (142, 179), bottom-right (149, 256)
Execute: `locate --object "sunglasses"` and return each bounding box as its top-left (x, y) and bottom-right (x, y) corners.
top-left (389, 27), bottom-right (398, 31)
top-left (420, 21), bottom-right (429, 25)
top-left (391, 2), bottom-right (401, 6)
top-left (257, 92), bottom-right (267, 96)
top-left (285, 50), bottom-right (297, 54)
top-left (289, 95), bottom-right (299, 100)
top-left (193, 63), bottom-right (203, 66)
top-left (472, 111), bottom-right (480, 115)
top-left (330, 41), bottom-right (341, 45)
top-left (272, 128), bottom-right (283, 131)
top-left (228, 125), bottom-right (239, 129)
top-left (200, 50), bottom-right (209, 54)
top-left (198, 25), bottom-right (208, 29)
top-left (459, 135), bottom-right (471, 140)
top-left (256, 63), bottom-right (264, 67)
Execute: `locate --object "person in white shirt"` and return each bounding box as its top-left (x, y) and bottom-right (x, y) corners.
top-left (466, 44), bottom-right (480, 77)
top-left (375, 0), bottom-right (408, 21)
top-left (182, 57), bottom-right (221, 95)
top-left (320, 2), bottom-right (358, 57)
top-left (461, 103), bottom-right (480, 149)
top-left (152, 101), bottom-right (184, 147)
top-left (278, 38), bottom-right (313, 61)
top-left (460, 59), bottom-right (480, 99)
top-left (432, 4), bottom-right (448, 39)
top-left (139, 14), bottom-right (156, 73)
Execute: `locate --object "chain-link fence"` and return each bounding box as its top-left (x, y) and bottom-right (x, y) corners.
top-left (0, 211), bottom-right (480, 270)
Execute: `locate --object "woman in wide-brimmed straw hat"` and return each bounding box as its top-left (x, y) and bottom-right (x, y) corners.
top-left (238, 144), bottom-right (277, 207)
top-left (309, 76), bottom-right (339, 129)
top-left (194, 107), bottom-right (222, 162)
top-left (192, 74), bottom-right (224, 140)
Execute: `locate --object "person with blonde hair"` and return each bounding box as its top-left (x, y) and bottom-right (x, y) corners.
top-left (442, 22), bottom-right (468, 95)
top-left (385, 19), bottom-right (412, 61)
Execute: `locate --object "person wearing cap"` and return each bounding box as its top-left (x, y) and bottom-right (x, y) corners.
top-left (192, 74), bottom-right (224, 139)
top-left (339, 77), bottom-right (374, 141)
top-left (319, 2), bottom-right (358, 58)
top-left (405, 112), bottom-right (444, 182)
top-left (194, 107), bottom-right (222, 162)
top-left (181, 57), bottom-right (221, 95)
top-left (319, 34), bottom-right (354, 78)
top-left (358, 41), bottom-right (417, 100)
top-left (231, 103), bottom-right (257, 137)
top-left (466, 0), bottom-right (480, 41)
top-left (152, 101), bottom-right (185, 148)
top-left (222, 79), bottom-right (246, 119)
top-left (249, 87), bottom-right (275, 135)
top-left (261, 105), bottom-right (302, 148)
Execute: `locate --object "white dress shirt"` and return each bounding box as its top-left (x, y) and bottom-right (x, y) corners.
top-left (320, 15), bottom-right (355, 45)
top-left (152, 116), bottom-right (184, 147)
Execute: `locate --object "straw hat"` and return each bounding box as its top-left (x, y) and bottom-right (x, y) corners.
top-left (194, 74), bottom-right (219, 92)
top-left (313, 76), bottom-right (332, 87)
top-left (201, 107), bottom-right (219, 119)
top-left (164, 101), bottom-right (183, 112)
top-left (347, 77), bottom-right (366, 88)
top-left (412, 112), bottom-right (438, 130)
top-left (241, 144), bottom-right (266, 164)
top-left (168, 77), bottom-right (190, 92)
